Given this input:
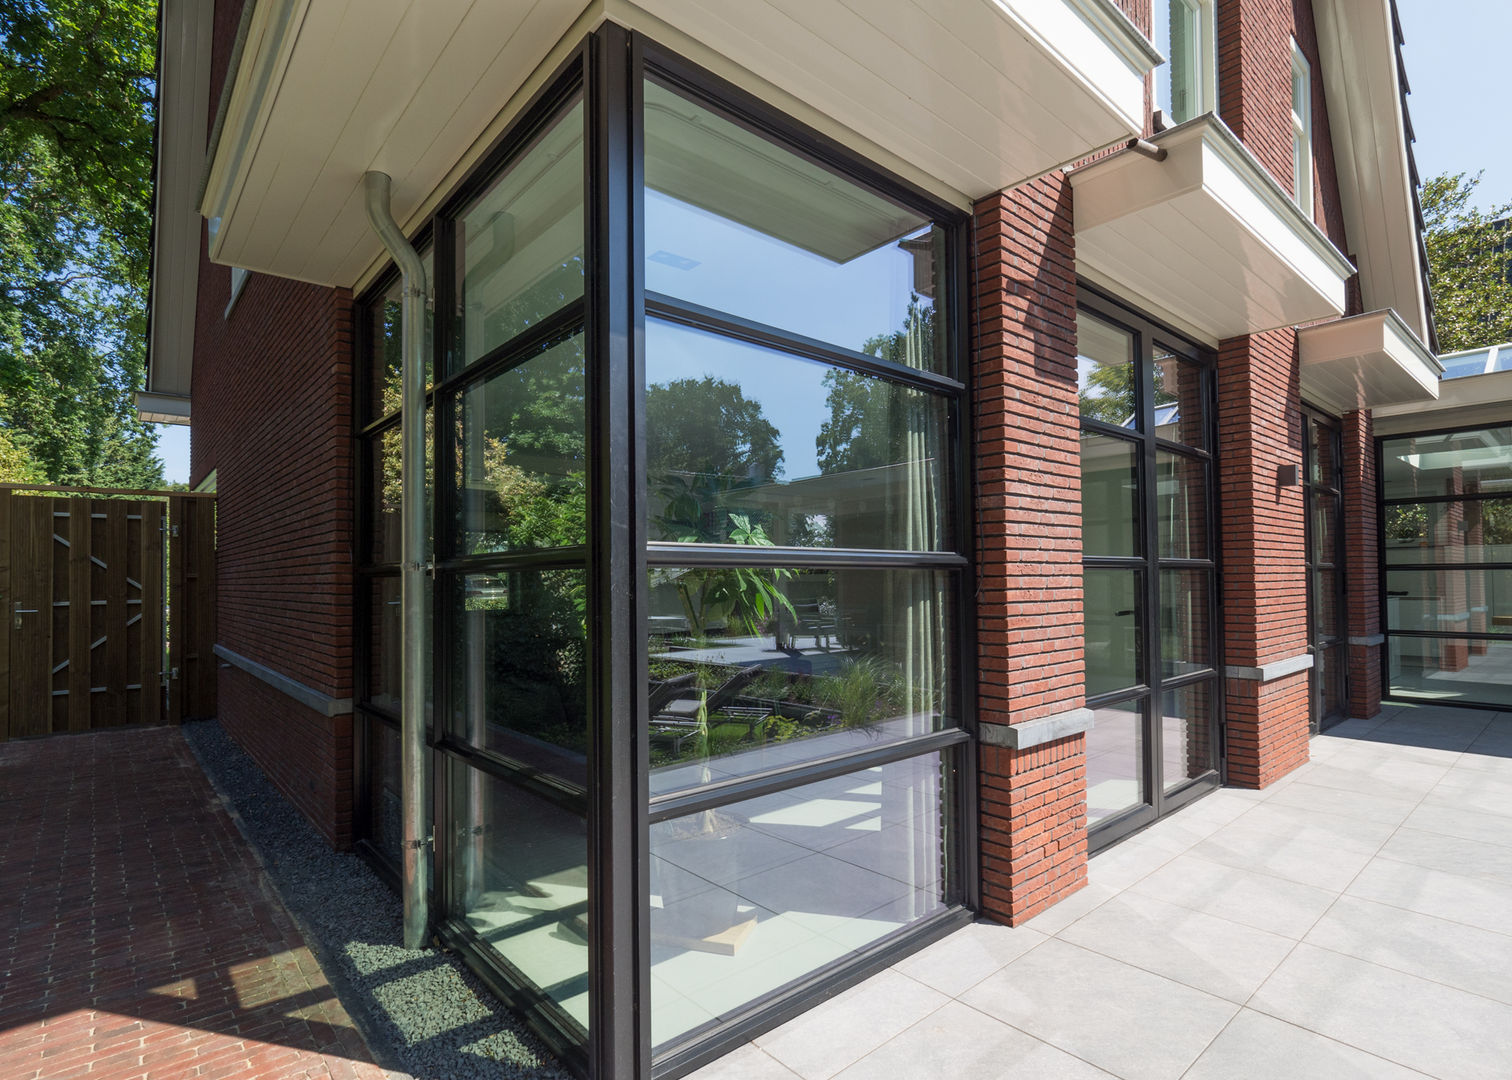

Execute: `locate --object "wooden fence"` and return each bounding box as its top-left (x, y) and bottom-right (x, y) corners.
top-left (0, 487), bottom-right (216, 740)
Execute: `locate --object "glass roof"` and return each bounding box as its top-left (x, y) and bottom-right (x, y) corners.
top-left (1440, 341), bottom-right (1512, 380)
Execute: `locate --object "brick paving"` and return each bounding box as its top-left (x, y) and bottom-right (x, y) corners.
top-left (0, 727), bottom-right (391, 1080)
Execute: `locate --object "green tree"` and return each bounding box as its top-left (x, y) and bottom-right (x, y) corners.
top-left (646, 376), bottom-right (783, 483)
top-left (816, 300), bottom-right (934, 473)
top-left (1420, 171), bottom-right (1512, 352)
top-left (0, 0), bottom-right (164, 488)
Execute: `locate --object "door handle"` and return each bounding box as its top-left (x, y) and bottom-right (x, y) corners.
top-left (13, 606), bottom-right (36, 630)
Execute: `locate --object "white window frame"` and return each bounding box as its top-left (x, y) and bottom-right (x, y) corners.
top-left (1154, 0), bottom-right (1217, 126)
top-left (1291, 41), bottom-right (1313, 217)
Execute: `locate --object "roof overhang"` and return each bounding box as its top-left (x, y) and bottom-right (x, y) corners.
top-left (197, 0), bottom-right (1159, 289)
top-left (141, 0), bottom-right (213, 424)
top-left (1313, 0), bottom-right (1434, 348)
top-left (1069, 115), bottom-right (1357, 342)
top-left (1297, 309), bottom-right (1440, 415)
top-left (135, 391), bottom-right (193, 426)
top-left (1374, 369), bottom-right (1512, 437)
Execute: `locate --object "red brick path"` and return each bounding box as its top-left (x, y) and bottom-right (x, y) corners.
top-left (0, 728), bottom-right (389, 1080)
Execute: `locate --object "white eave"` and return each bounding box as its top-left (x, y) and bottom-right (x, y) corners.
top-left (1297, 309), bottom-right (1440, 415)
top-left (1313, 0), bottom-right (1432, 347)
top-left (198, 0), bottom-right (1159, 289)
top-left (1069, 114), bottom-right (1357, 342)
top-left (142, 0), bottom-right (213, 425)
top-left (1373, 369), bottom-right (1512, 437)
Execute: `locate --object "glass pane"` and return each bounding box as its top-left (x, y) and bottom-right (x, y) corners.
top-left (367, 414), bottom-right (434, 565)
top-left (1081, 433), bottom-right (1139, 558)
top-left (365, 249), bottom-right (435, 423)
top-left (1389, 636), bottom-right (1512, 708)
top-left (365, 576), bottom-right (401, 712)
top-left (650, 751), bottom-right (953, 1048)
top-left (1313, 569), bottom-right (1339, 639)
top-left (455, 98), bottom-right (584, 372)
top-left (1160, 680), bottom-right (1213, 792)
top-left (1315, 645), bottom-right (1344, 721)
top-left (1086, 700), bottom-right (1146, 825)
top-left (1077, 312), bottom-right (1136, 427)
top-left (1084, 569), bottom-right (1142, 697)
top-left (1156, 450), bottom-right (1208, 560)
top-left (1386, 569), bottom-right (1512, 636)
top-left (646, 319), bottom-right (949, 551)
top-left (1383, 499), bottom-right (1512, 564)
top-left (448, 757), bottom-right (588, 1039)
top-left (363, 717), bottom-right (402, 867)
top-left (646, 566), bottom-right (955, 797)
top-left (455, 334), bottom-right (586, 555)
top-left (644, 82), bottom-right (947, 375)
top-left (1308, 418), bottom-right (1338, 487)
top-left (451, 568), bottom-right (588, 783)
top-left (1160, 569), bottom-right (1211, 678)
top-left (1155, 0), bottom-right (1204, 124)
top-left (1312, 495), bottom-right (1339, 566)
top-left (1152, 349), bottom-right (1206, 448)
top-left (1381, 426), bottom-right (1512, 500)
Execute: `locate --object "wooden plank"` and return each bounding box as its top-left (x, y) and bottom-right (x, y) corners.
top-left (103, 500), bottom-right (128, 727)
top-left (168, 496), bottom-right (186, 724)
top-left (0, 490), bottom-right (10, 741)
top-left (0, 483), bottom-right (214, 500)
top-left (67, 496), bottom-right (91, 731)
top-left (139, 501), bottom-right (164, 726)
top-left (10, 497), bottom-right (53, 738)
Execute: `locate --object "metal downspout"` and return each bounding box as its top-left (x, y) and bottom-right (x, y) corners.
top-left (363, 171), bottom-right (431, 950)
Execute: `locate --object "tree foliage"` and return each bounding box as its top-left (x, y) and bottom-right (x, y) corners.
top-left (0, 0), bottom-right (163, 487)
top-left (1421, 171), bottom-right (1512, 353)
top-left (817, 300), bottom-right (933, 473)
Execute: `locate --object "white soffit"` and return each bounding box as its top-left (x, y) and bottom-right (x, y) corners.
top-left (1297, 309), bottom-right (1440, 415)
top-left (199, 0), bottom-right (1158, 289)
top-left (1070, 115), bottom-right (1356, 341)
top-left (135, 391), bottom-right (193, 426)
top-left (1313, 0), bottom-right (1430, 344)
top-left (1374, 370), bottom-right (1512, 437)
top-left (144, 0), bottom-right (212, 414)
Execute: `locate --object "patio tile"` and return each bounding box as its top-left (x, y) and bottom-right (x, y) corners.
top-left (1224, 799), bottom-right (1401, 853)
top-left (1085, 837), bottom-right (1178, 891)
top-left (1304, 895), bottom-right (1512, 1005)
top-left (688, 1042), bottom-right (802, 1079)
top-left (1345, 857), bottom-right (1512, 936)
top-left (733, 852), bottom-right (914, 923)
top-left (1248, 943), bottom-right (1512, 1079)
top-left (1271, 757), bottom-right (1446, 804)
top-left (1126, 853), bottom-right (1338, 939)
top-left (752, 969), bottom-right (947, 1080)
top-left (891, 920), bottom-right (1045, 997)
top-left (1182, 1010), bottom-right (1430, 1080)
top-left (959, 938), bottom-right (1238, 1080)
top-left (1375, 826), bottom-right (1512, 886)
top-left (1186, 820), bottom-right (1376, 893)
top-left (1056, 891), bottom-right (1294, 1003)
top-left (1019, 879), bottom-right (1120, 936)
top-left (831, 1000), bottom-right (1117, 1080)
top-left (1425, 769), bottom-right (1512, 817)
top-left (1400, 801), bottom-right (1512, 850)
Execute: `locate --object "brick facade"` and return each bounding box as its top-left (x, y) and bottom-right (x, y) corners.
top-left (972, 175), bottom-right (1089, 925)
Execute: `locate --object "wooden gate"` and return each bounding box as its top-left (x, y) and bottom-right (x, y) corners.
top-left (0, 487), bottom-right (216, 740)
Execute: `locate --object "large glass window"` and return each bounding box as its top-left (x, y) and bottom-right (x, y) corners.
top-left (1304, 411), bottom-right (1346, 731)
top-left (1078, 294), bottom-right (1219, 846)
top-left (1382, 424), bottom-right (1512, 708)
top-left (1154, 0), bottom-right (1215, 125)
top-left (1291, 42), bottom-right (1313, 215)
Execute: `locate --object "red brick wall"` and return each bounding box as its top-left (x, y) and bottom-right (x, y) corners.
top-left (1341, 409), bottom-right (1382, 717)
top-left (972, 175), bottom-right (1088, 924)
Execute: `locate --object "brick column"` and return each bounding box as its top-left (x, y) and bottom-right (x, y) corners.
top-left (1217, 329), bottom-right (1311, 787)
top-left (1341, 409), bottom-right (1382, 718)
top-left (973, 175), bottom-right (1089, 925)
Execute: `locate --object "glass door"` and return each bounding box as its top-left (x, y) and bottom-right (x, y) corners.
top-left (1303, 410), bottom-right (1347, 731)
top-left (1077, 290), bottom-right (1221, 851)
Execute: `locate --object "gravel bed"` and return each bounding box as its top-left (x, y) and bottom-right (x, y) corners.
top-left (182, 718), bottom-right (573, 1080)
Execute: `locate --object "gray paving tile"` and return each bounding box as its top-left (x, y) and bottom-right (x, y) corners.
top-left (1267, 763), bottom-right (1441, 811)
top-left (1401, 800), bottom-right (1512, 851)
top-left (1019, 879), bottom-right (1119, 936)
top-left (1182, 1010), bottom-right (1430, 1080)
top-left (1127, 853), bottom-right (1337, 939)
top-left (959, 938), bottom-right (1238, 1080)
top-left (1085, 836), bottom-right (1177, 890)
top-left (832, 1000), bottom-right (1116, 1080)
top-left (688, 1042), bottom-right (802, 1079)
top-left (1226, 799), bottom-right (1401, 854)
top-left (1057, 890), bottom-right (1293, 1003)
top-left (1248, 943), bottom-right (1512, 1079)
top-left (1376, 826), bottom-right (1512, 886)
top-left (890, 919), bottom-right (1045, 998)
top-left (1346, 857), bottom-right (1512, 936)
top-left (1187, 821), bottom-right (1375, 892)
top-left (1427, 769), bottom-right (1512, 817)
top-left (753, 969), bottom-right (948, 1080)
top-left (1304, 894), bottom-right (1512, 1005)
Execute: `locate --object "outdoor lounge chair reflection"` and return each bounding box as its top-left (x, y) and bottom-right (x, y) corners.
top-left (649, 665), bottom-right (772, 753)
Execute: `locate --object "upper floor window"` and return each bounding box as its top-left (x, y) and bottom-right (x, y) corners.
top-left (1292, 41), bottom-right (1313, 216)
top-left (1154, 0), bottom-right (1215, 125)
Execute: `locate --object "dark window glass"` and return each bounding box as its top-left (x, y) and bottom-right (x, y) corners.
top-left (1160, 569), bottom-right (1211, 677)
top-left (1152, 349), bottom-right (1206, 448)
top-left (1086, 700), bottom-right (1145, 824)
top-left (646, 566), bottom-right (955, 796)
top-left (455, 98), bottom-right (584, 373)
top-left (644, 82), bottom-right (947, 375)
top-left (1386, 568), bottom-right (1512, 636)
top-left (454, 334), bottom-right (586, 556)
top-left (1313, 495), bottom-right (1339, 565)
top-left (366, 576), bottom-right (401, 713)
top-left (1384, 499), bottom-right (1512, 564)
top-left (447, 757), bottom-right (588, 1039)
top-left (1160, 681), bottom-right (1213, 792)
top-left (363, 718), bottom-right (402, 867)
top-left (1389, 636), bottom-right (1512, 708)
top-left (1084, 568), bottom-right (1142, 697)
top-left (1308, 417), bottom-right (1338, 487)
top-left (1077, 313), bottom-right (1136, 427)
top-left (367, 416), bottom-right (434, 565)
top-left (1316, 646), bottom-right (1344, 719)
top-left (1313, 569), bottom-right (1340, 639)
top-left (645, 320), bottom-right (949, 551)
top-left (1082, 433), bottom-right (1140, 558)
top-left (649, 750), bottom-right (953, 1047)
top-left (365, 249), bottom-right (434, 424)
top-left (1381, 426), bottom-right (1512, 500)
top-left (451, 568), bottom-right (588, 778)
top-left (1156, 450), bottom-right (1208, 560)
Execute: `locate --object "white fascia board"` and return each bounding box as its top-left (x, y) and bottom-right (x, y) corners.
top-left (1312, 0), bottom-right (1430, 343)
top-left (1298, 309), bottom-right (1441, 414)
top-left (135, 392), bottom-right (192, 426)
top-left (1373, 369), bottom-right (1512, 436)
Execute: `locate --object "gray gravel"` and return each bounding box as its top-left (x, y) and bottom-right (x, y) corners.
top-left (182, 718), bottom-right (573, 1080)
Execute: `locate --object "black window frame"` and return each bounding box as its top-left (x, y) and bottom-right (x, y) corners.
top-left (1301, 406), bottom-right (1348, 731)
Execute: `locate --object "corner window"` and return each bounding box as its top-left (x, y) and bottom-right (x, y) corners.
top-left (1154, 0), bottom-right (1214, 125)
top-left (1291, 42), bottom-right (1313, 216)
